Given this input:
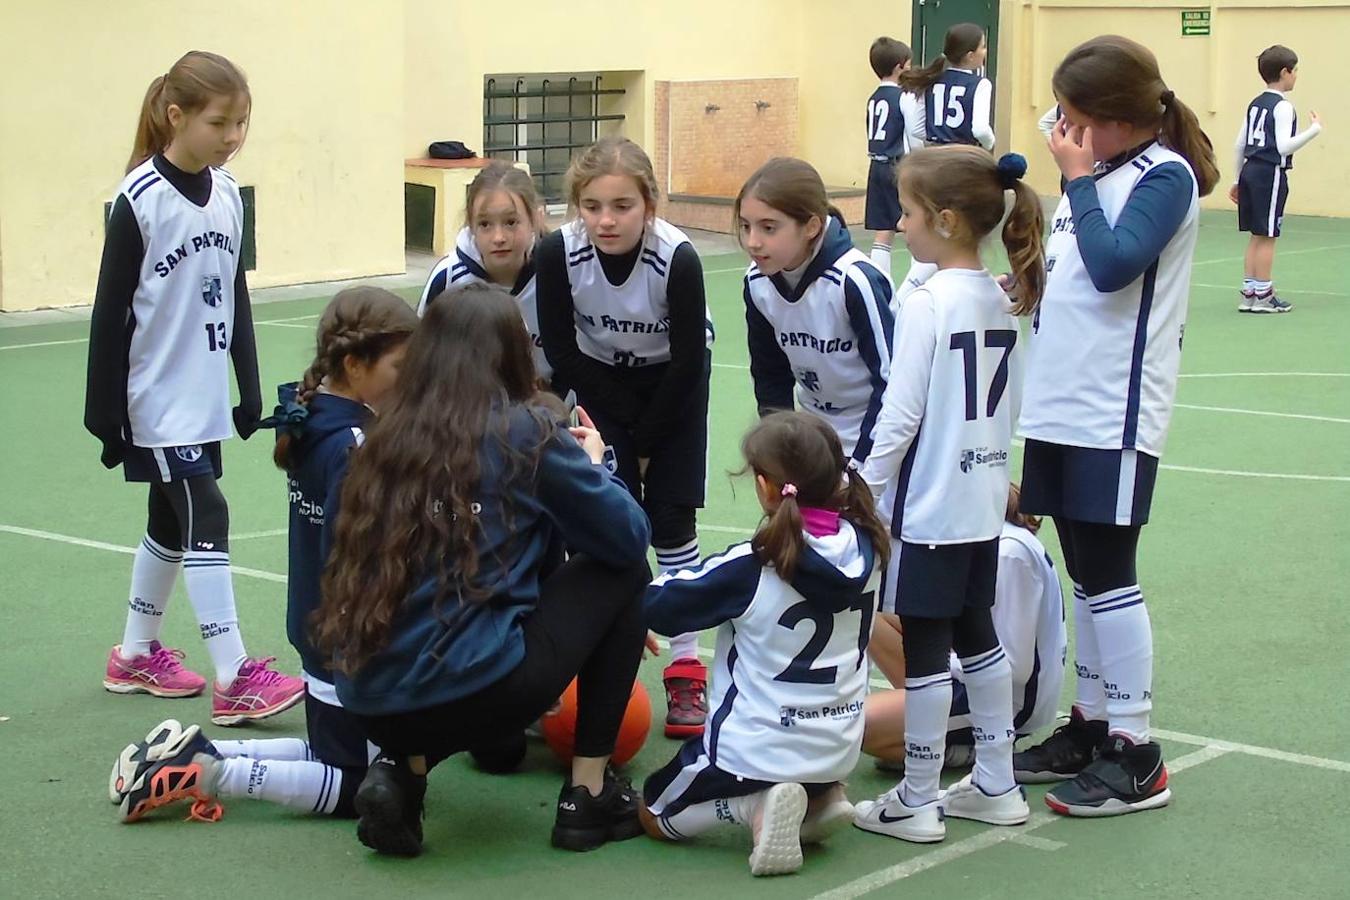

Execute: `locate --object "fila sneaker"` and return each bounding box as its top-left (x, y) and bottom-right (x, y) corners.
top-left (1249, 292), bottom-right (1293, 313)
top-left (354, 757), bottom-right (427, 856)
top-left (551, 766), bottom-right (644, 851)
top-left (1045, 735), bottom-right (1171, 817)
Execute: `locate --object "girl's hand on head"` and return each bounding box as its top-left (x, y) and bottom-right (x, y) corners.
top-left (1049, 117), bottom-right (1095, 181)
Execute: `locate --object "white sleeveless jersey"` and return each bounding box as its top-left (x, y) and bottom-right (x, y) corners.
top-left (648, 527), bottom-right (880, 784)
top-left (417, 227), bottom-right (549, 381)
top-left (744, 250), bottom-right (893, 458)
top-left (1020, 143), bottom-right (1198, 457)
top-left (862, 269), bottom-right (1021, 544)
top-left (561, 218), bottom-right (710, 367)
top-left (119, 159), bottom-right (244, 447)
top-left (948, 523), bottom-right (1066, 737)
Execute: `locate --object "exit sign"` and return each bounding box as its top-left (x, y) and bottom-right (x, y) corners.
top-left (1182, 9), bottom-right (1211, 36)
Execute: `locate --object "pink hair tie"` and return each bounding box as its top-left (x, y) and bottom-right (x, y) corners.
top-left (781, 483), bottom-right (798, 498)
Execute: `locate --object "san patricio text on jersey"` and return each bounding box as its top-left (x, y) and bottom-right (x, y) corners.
top-left (153, 230), bottom-right (237, 278)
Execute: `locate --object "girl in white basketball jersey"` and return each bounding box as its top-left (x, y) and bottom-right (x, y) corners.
top-left (738, 158), bottom-right (895, 465)
top-left (1014, 36), bottom-right (1219, 819)
top-left (536, 138), bottom-right (713, 738)
top-left (418, 161), bottom-right (552, 384)
top-left (854, 146), bottom-right (1045, 844)
top-left (85, 52), bottom-right (303, 726)
top-left (640, 412), bottom-right (888, 877)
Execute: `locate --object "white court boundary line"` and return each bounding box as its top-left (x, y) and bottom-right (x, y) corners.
top-left (0, 312), bottom-right (327, 351)
top-left (1190, 243), bottom-right (1350, 268)
top-left (1175, 403), bottom-right (1350, 425)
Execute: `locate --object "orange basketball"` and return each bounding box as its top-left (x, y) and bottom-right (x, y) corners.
top-left (540, 678), bottom-right (651, 766)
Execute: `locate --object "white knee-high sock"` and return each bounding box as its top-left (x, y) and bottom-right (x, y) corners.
top-left (657, 539), bottom-right (701, 662)
top-left (1088, 585), bottom-right (1153, 743)
top-left (1071, 583), bottom-right (1108, 721)
top-left (213, 757), bottom-right (343, 815)
top-left (656, 794), bottom-right (759, 840)
top-left (959, 647), bottom-right (1016, 795)
top-left (213, 738), bottom-right (313, 761)
top-left (869, 242), bottom-right (892, 272)
top-left (120, 536), bottom-right (183, 657)
top-left (181, 550), bottom-right (247, 685)
top-left (898, 671), bottom-right (952, 805)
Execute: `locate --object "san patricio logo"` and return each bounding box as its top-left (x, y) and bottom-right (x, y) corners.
top-left (201, 274), bottom-right (223, 308)
top-left (959, 447), bottom-right (1007, 473)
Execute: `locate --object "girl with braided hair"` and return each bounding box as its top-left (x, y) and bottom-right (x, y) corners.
top-left (109, 286), bottom-right (419, 824)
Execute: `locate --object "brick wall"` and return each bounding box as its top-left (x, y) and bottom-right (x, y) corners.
top-left (663, 78), bottom-right (798, 197)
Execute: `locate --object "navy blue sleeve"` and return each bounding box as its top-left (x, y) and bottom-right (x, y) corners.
top-left (631, 243), bottom-right (707, 456)
top-left (842, 265), bottom-right (895, 464)
top-left (535, 428), bottom-right (652, 567)
top-left (745, 279), bottom-right (796, 415)
top-left (644, 545), bottom-right (761, 636)
top-left (423, 269), bottom-right (448, 309)
top-left (84, 194), bottom-right (141, 467)
top-left (1066, 163), bottom-right (1193, 294)
top-left (317, 433), bottom-right (361, 571)
top-left (230, 265), bottom-right (262, 439)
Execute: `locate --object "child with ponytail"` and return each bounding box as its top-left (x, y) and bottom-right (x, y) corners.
top-left (855, 146), bottom-right (1043, 844)
top-left (902, 22), bottom-right (995, 151)
top-left (641, 412), bottom-right (887, 877)
top-left (1015, 35), bottom-right (1217, 818)
top-left (109, 288), bottom-right (419, 824)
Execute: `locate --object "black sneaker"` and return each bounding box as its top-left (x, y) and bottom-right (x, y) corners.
top-left (355, 757), bottom-right (427, 857)
top-left (551, 767), bottom-right (644, 851)
top-left (1045, 735), bottom-right (1171, 817)
top-left (1013, 710), bottom-right (1108, 783)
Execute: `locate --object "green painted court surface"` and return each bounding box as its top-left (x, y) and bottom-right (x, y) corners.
top-left (2, 210), bottom-right (1347, 898)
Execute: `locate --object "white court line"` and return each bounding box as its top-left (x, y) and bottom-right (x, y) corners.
top-left (1158, 463), bottom-right (1350, 483)
top-left (0, 313), bottom-right (323, 351)
top-left (0, 338), bottom-right (88, 351)
top-left (7, 520), bottom-right (1349, 779)
top-left (1190, 243), bottom-right (1350, 267)
top-left (1192, 282), bottom-right (1349, 298)
top-left (1175, 403), bottom-right (1350, 425)
top-left (811, 744), bottom-right (1235, 900)
top-left (1178, 372), bottom-right (1349, 379)
top-left (232, 528), bottom-right (289, 541)
top-left (698, 523), bottom-right (754, 535)
top-left (0, 524), bottom-right (286, 584)
top-left (256, 320), bottom-right (314, 330)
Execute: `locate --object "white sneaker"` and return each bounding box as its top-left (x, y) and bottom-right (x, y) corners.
top-left (1249, 293), bottom-right (1293, 314)
top-left (748, 783), bottom-right (808, 876)
top-left (799, 795), bottom-right (855, 844)
top-left (1238, 291), bottom-right (1256, 312)
top-left (853, 789), bottom-right (945, 843)
top-left (939, 774), bottom-right (1030, 825)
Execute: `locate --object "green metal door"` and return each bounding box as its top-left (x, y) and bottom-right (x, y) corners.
top-left (912, 0), bottom-right (999, 82)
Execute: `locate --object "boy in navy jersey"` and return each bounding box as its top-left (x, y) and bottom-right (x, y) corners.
top-left (1232, 45), bottom-right (1323, 313)
top-left (864, 37), bottom-right (918, 273)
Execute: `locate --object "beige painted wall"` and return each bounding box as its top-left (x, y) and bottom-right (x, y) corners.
top-left (1001, 0), bottom-right (1348, 214)
top-left (0, 0), bottom-right (405, 311)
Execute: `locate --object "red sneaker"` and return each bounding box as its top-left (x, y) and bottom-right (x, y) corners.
top-left (663, 658), bottom-right (708, 738)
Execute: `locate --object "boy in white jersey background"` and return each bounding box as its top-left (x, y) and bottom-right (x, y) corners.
top-left (1231, 45), bottom-right (1324, 313)
top-left (1016, 35), bottom-right (1219, 818)
top-left (85, 51), bottom-right (304, 728)
top-left (738, 158), bottom-right (894, 466)
top-left (641, 413), bottom-right (886, 877)
top-left (863, 37), bottom-right (918, 272)
top-left (536, 138), bottom-right (715, 738)
top-left (855, 146), bottom-right (1044, 844)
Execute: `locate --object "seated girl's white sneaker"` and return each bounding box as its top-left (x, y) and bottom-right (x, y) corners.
top-left (853, 789), bottom-right (945, 843)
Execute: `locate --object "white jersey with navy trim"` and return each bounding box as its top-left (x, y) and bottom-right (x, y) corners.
top-left (1020, 143), bottom-right (1198, 457)
top-left (561, 218), bottom-right (709, 367)
top-left (744, 248), bottom-right (893, 460)
top-left (949, 522), bottom-right (1065, 737)
top-left (119, 159), bottom-right (244, 447)
top-left (417, 227), bottom-right (549, 380)
top-left (646, 527), bottom-right (880, 784)
top-left (861, 268), bottom-right (1021, 544)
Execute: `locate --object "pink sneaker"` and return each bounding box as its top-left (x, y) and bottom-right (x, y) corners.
top-left (104, 642), bottom-right (207, 698)
top-left (211, 657), bottom-right (305, 726)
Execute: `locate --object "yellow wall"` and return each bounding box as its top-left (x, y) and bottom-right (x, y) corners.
top-left (1001, 0), bottom-right (1348, 214)
top-left (402, 0), bottom-right (907, 195)
top-left (0, 0), bottom-right (405, 311)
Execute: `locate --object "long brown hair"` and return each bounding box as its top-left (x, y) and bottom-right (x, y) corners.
top-left (899, 146), bottom-right (1046, 315)
top-left (272, 287), bottom-right (419, 471)
top-left (733, 157), bottom-right (844, 247)
top-left (1053, 35), bottom-right (1219, 197)
top-left (127, 51), bottom-right (250, 173)
top-left (740, 412), bottom-right (891, 581)
top-left (1005, 482), bottom-right (1041, 534)
top-left (313, 282), bottom-right (552, 675)
top-left (901, 22), bottom-right (984, 93)
top-left (466, 160), bottom-right (546, 235)
top-left (565, 136), bottom-right (660, 217)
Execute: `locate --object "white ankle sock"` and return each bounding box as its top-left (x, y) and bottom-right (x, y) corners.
top-left (668, 633), bottom-right (700, 662)
top-left (182, 550), bottom-right (247, 685)
top-left (899, 671), bottom-right (951, 805)
top-left (657, 540), bottom-right (703, 663)
top-left (214, 757), bottom-right (343, 814)
top-left (120, 536), bottom-right (182, 657)
top-left (959, 646), bottom-right (1016, 794)
top-left (1071, 583), bottom-right (1108, 721)
top-left (1088, 585), bottom-right (1153, 743)
top-left (656, 794), bottom-right (756, 839)
top-left (869, 243), bottom-right (892, 271)
top-left (213, 738), bottom-right (313, 761)
top-left (1252, 279), bottom-right (1273, 296)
